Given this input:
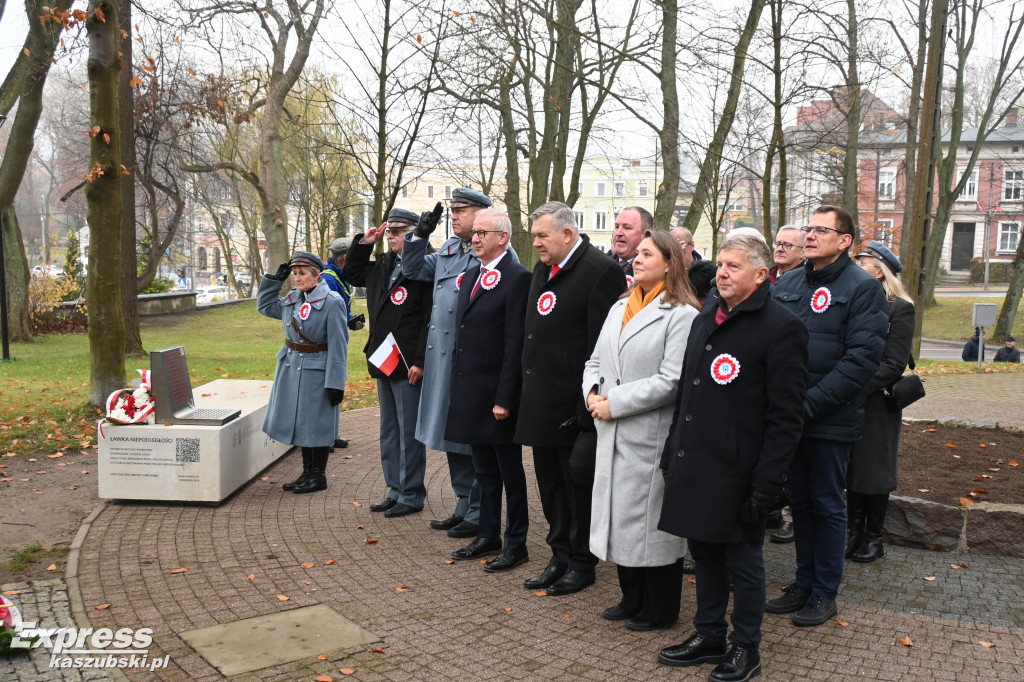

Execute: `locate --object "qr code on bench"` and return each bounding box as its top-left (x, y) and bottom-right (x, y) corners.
top-left (176, 438), bottom-right (200, 463)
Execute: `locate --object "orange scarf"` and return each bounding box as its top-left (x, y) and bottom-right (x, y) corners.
top-left (622, 281), bottom-right (664, 329)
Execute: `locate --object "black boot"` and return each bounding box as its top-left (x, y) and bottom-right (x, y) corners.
top-left (845, 492), bottom-right (867, 559)
top-left (282, 448), bottom-right (313, 491)
top-left (293, 447), bottom-right (328, 494)
top-left (852, 493), bottom-right (888, 563)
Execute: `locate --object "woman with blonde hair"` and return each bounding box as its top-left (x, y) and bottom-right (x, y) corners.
top-left (583, 229), bottom-right (699, 631)
top-left (847, 241), bottom-right (915, 562)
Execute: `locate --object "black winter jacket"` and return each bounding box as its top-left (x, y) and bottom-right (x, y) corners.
top-left (774, 255), bottom-right (887, 442)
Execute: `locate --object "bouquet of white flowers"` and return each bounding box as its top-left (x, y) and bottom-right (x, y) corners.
top-left (105, 369), bottom-right (156, 424)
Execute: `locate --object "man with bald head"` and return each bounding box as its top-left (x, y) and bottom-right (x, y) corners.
top-left (517, 201), bottom-right (627, 596)
top-left (611, 206), bottom-right (652, 277)
top-left (671, 227), bottom-right (702, 269)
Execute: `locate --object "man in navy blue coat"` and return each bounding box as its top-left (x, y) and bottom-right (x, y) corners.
top-left (444, 210), bottom-right (532, 572)
top-left (769, 205), bottom-right (887, 627)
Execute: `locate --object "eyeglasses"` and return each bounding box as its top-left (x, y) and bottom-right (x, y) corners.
top-left (772, 241), bottom-right (803, 251)
top-left (386, 226), bottom-right (413, 236)
top-left (470, 229), bottom-right (504, 239)
top-left (800, 225), bottom-right (848, 237)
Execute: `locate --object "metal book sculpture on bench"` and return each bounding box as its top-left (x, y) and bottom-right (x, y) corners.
top-left (150, 346), bottom-right (241, 426)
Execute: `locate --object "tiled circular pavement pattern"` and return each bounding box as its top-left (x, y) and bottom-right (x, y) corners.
top-left (68, 407), bottom-right (1024, 681)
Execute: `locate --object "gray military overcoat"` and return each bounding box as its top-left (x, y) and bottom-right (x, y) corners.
top-left (258, 276), bottom-right (348, 447)
top-left (583, 294), bottom-right (697, 567)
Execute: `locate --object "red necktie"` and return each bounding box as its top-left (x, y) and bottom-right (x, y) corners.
top-left (471, 268), bottom-right (488, 300)
top-left (549, 264), bottom-right (560, 280)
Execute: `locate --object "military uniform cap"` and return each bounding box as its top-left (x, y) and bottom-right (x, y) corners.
top-left (328, 237), bottom-right (353, 257)
top-left (450, 187), bottom-right (492, 209)
top-left (289, 251), bottom-right (324, 272)
top-left (387, 208), bottom-right (420, 226)
top-left (855, 240), bottom-right (902, 274)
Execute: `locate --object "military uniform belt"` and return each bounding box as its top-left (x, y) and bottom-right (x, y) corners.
top-left (285, 339), bottom-right (327, 353)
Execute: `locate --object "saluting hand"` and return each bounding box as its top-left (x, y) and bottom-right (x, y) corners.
top-left (361, 222), bottom-right (387, 245)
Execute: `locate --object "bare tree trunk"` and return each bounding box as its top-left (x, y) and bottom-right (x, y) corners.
top-left (653, 0), bottom-right (679, 232)
top-left (900, 0), bottom-right (929, 257)
top-left (994, 234), bottom-right (1024, 339)
top-left (118, 0), bottom-right (142, 356)
top-left (842, 0), bottom-right (861, 226)
top-left (682, 0), bottom-right (766, 234)
top-left (86, 0), bottom-right (126, 405)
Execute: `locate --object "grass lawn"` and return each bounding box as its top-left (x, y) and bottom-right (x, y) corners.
top-left (0, 298), bottom-right (374, 457)
top-left (921, 297), bottom-right (1023, 342)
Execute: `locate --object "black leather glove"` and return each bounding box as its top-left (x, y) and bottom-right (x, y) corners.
top-left (414, 202), bottom-right (443, 238)
top-left (267, 262), bottom-right (291, 281)
top-left (738, 490), bottom-right (776, 526)
top-left (348, 314), bottom-right (365, 331)
top-left (327, 388), bottom-right (345, 407)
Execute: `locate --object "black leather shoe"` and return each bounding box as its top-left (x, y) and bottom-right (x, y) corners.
top-left (658, 632), bottom-right (728, 668)
top-left (370, 498), bottom-right (397, 512)
top-left (765, 508), bottom-right (784, 530)
top-left (383, 502), bottom-right (422, 518)
top-left (484, 546), bottom-right (529, 572)
top-left (765, 583), bottom-right (810, 614)
top-left (792, 594), bottom-right (837, 627)
top-left (451, 537), bottom-right (502, 560)
top-left (601, 604), bottom-right (637, 621)
top-left (770, 519), bottom-right (794, 543)
top-left (429, 514), bottom-right (464, 531)
top-left (447, 520), bottom-right (479, 538)
top-left (546, 569), bottom-right (595, 596)
top-left (851, 533), bottom-right (885, 563)
top-left (709, 644), bottom-right (761, 681)
top-left (680, 558), bottom-right (696, 575)
top-left (625, 616), bottom-right (675, 632)
top-left (333, 438), bottom-right (349, 449)
top-left (523, 563), bottom-right (567, 589)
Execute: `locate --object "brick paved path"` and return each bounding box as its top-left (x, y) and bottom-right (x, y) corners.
top-left (904, 373), bottom-right (1024, 430)
top-left (55, 407), bottom-right (1024, 680)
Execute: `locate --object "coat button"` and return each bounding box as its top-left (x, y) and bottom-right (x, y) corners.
top-left (460, 325), bottom-right (465, 329)
top-left (441, 351), bottom-right (446, 356)
top-left (677, 449), bottom-right (684, 458)
top-left (448, 308), bottom-right (453, 313)
top-left (616, 379), bottom-right (620, 385)
top-left (599, 377), bottom-right (604, 384)
top-left (431, 325), bottom-right (435, 329)
top-left (527, 333), bottom-right (533, 340)
top-left (526, 368), bottom-right (532, 375)
top-left (433, 305), bottom-right (438, 309)
top-left (705, 344), bottom-right (712, 351)
top-left (437, 284), bottom-right (442, 289)
top-left (427, 345), bottom-right (433, 350)
top-left (685, 414), bottom-right (692, 421)
top-left (444, 330), bottom-right (449, 335)
top-left (693, 378), bottom-right (700, 386)
top-left (285, 364), bottom-right (290, 368)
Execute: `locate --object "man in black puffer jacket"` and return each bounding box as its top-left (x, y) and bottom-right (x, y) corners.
top-left (767, 205), bottom-right (887, 628)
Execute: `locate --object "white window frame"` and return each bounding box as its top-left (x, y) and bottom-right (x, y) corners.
top-left (878, 168), bottom-right (897, 199)
top-left (876, 219), bottom-right (894, 247)
top-left (1003, 169), bottom-right (1023, 201)
top-left (594, 211), bottom-right (608, 231)
top-left (573, 210), bottom-right (585, 228)
top-left (401, 185), bottom-right (409, 198)
top-left (727, 198), bottom-right (744, 212)
top-left (595, 182), bottom-right (607, 198)
top-left (957, 169), bottom-right (978, 201)
top-left (614, 181), bottom-right (625, 198)
top-left (637, 181), bottom-right (649, 197)
top-left (445, 185), bottom-right (452, 199)
top-left (998, 221), bottom-right (1021, 253)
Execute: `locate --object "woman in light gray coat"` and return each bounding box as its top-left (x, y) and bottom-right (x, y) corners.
top-left (583, 230), bottom-right (699, 632)
top-left (258, 252), bottom-right (349, 494)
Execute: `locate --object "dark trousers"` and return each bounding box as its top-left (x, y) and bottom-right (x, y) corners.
top-left (447, 451), bottom-right (481, 524)
top-left (789, 437), bottom-right (850, 599)
top-left (532, 443), bottom-right (598, 571)
top-left (377, 377), bottom-right (426, 507)
top-left (616, 560), bottom-right (684, 626)
top-left (689, 538), bottom-right (766, 648)
top-left (471, 443), bottom-right (529, 548)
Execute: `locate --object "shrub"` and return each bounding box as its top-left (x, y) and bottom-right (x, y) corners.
top-left (139, 278), bottom-right (176, 295)
top-left (968, 258), bottom-right (1016, 284)
top-left (29, 276), bottom-right (86, 334)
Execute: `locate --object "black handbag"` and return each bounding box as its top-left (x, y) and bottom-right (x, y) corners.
top-left (883, 356), bottom-right (925, 411)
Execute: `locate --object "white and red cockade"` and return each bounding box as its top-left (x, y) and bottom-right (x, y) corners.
top-left (480, 269), bottom-right (501, 290)
top-left (710, 353), bottom-right (741, 385)
top-left (455, 272), bottom-right (465, 291)
top-left (390, 286), bottom-right (408, 305)
top-left (625, 275), bottom-right (635, 289)
top-left (810, 287), bottom-right (832, 314)
top-left (537, 291), bottom-right (557, 316)
top-left (298, 302), bottom-right (312, 320)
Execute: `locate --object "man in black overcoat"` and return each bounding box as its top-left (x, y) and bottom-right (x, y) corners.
top-left (345, 208), bottom-right (433, 518)
top-left (657, 229), bottom-right (808, 682)
top-left (516, 201), bottom-right (627, 596)
top-left (444, 209), bottom-right (533, 571)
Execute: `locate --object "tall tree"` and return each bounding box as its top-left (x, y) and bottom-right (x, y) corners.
top-left (118, 0), bottom-right (142, 355)
top-left (85, 0), bottom-right (126, 404)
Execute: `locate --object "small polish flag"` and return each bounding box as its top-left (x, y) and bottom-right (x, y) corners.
top-left (368, 332), bottom-right (404, 376)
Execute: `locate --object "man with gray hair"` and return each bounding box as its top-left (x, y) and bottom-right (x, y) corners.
top-left (671, 227), bottom-right (702, 269)
top-left (658, 227), bottom-right (808, 681)
top-left (516, 201), bottom-right (627, 596)
top-left (768, 225), bottom-right (805, 285)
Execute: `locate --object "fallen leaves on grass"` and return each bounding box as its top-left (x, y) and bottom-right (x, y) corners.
top-left (898, 635), bottom-right (914, 647)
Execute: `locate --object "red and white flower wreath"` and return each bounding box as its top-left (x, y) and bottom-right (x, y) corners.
top-left (390, 286), bottom-right (408, 305)
top-left (710, 353), bottom-right (741, 385)
top-left (810, 287), bottom-right (831, 314)
top-left (105, 369), bottom-right (156, 425)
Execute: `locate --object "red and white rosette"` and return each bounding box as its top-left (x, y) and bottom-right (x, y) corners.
top-left (537, 291), bottom-right (557, 316)
top-left (390, 286), bottom-right (408, 305)
top-left (480, 269), bottom-right (501, 290)
top-left (625, 275), bottom-right (635, 289)
top-left (298, 302), bottom-right (312, 320)
top-left (455, 272), bottom-right (465, 291)
top-left (710, 353), bottom-right (741, 386)
top-left (810, 286), bottom-right (832, 314)
top-left (0, 593), bottom-right (22, 628)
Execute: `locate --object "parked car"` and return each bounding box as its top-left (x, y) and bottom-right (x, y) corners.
top-left (195, 285), bottom-right (232, 304)
top-left (235, 270), bottom-right (252, 286)
top-left (31, 264), bottom-right (65, 279)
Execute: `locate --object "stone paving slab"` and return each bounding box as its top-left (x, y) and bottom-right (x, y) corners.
top-left (904, 373), bottom-right (1024, 431)
top-left (11, 403), bottom-right (1024, 681)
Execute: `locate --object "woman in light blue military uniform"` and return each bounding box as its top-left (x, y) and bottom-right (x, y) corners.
top-left (258, 252), bottom-right (349, 494)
